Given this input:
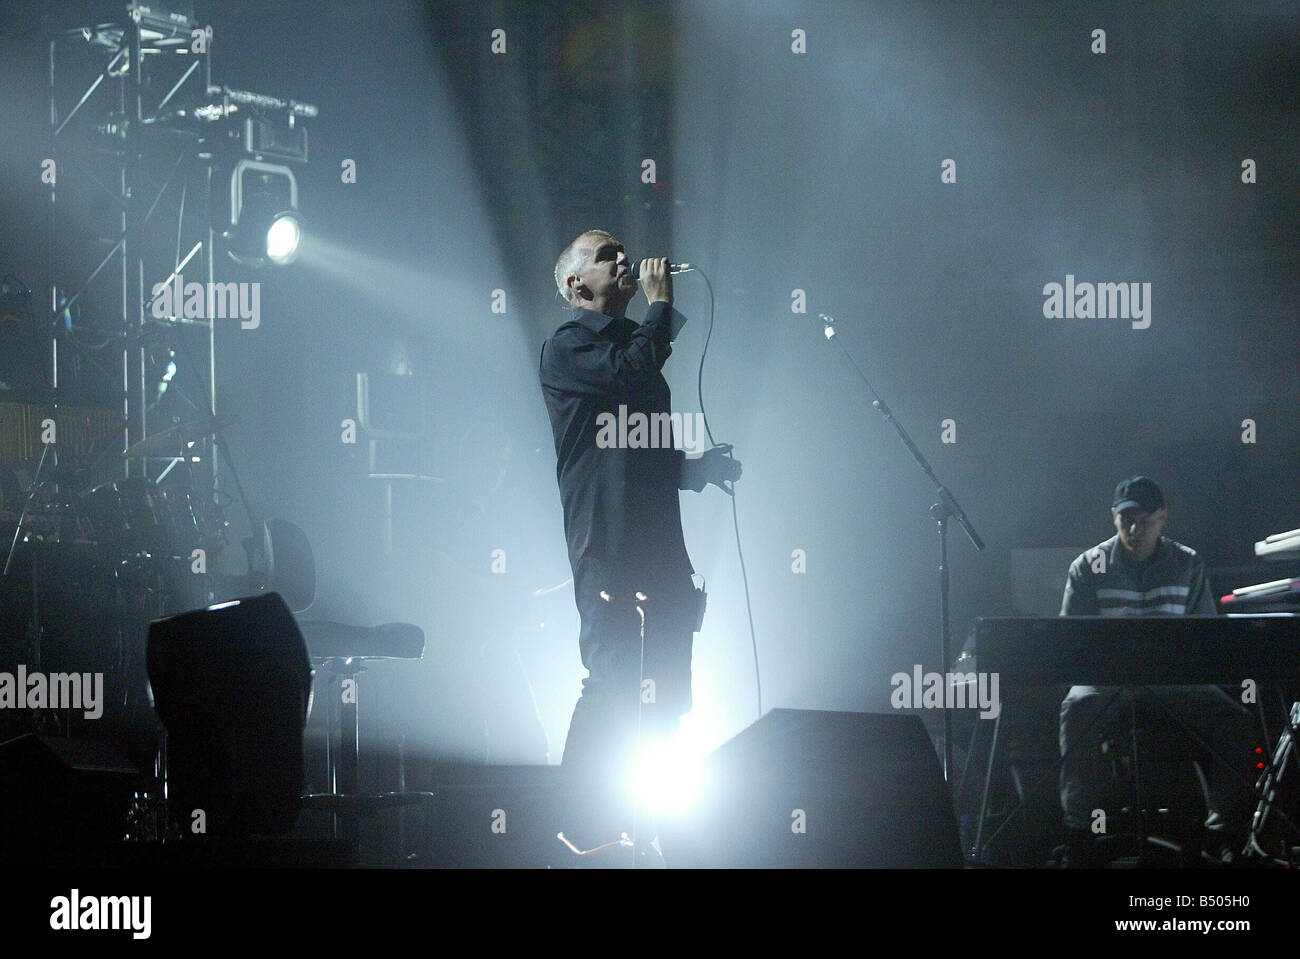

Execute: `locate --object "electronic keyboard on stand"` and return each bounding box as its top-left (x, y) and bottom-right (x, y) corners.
top-left (963, 613), bottom-right (1300, 866)
top-left (975, 614), bottom-right (1300, 687)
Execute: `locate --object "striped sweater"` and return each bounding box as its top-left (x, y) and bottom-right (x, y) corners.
top-left (1060, 535), bottom-right (1217, 617)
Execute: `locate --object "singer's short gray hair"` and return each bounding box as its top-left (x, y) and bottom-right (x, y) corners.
top-left (554, 229), bottom-right (614, 306)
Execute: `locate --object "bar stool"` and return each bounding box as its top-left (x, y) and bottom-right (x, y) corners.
top-left (297, 620), bottom-right (436, 855)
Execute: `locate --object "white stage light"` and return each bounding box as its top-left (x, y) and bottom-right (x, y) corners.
top-left (628, 727), bottom-right (711, 816)
top-left (266, 213), bottom-right (302, 264)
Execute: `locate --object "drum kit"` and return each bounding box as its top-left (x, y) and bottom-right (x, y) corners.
top-left (0, 414), bottom-right (231, 747)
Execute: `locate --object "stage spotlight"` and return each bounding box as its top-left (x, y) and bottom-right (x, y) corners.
top-left (628, 736), bottom-right (707, 817)
top-left (265, 213), bottom-right (301, 264)
top-left (227, 160), bottom-right (302, 267)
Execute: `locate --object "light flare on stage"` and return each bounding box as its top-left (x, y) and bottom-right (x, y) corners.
top-left (627, 714), bottom-right (720, 816)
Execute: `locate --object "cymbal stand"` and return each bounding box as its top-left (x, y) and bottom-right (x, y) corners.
top-left (1, 441), bottom-right (59, 734)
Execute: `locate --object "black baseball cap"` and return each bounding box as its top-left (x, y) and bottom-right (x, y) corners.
top-left (1113, 476), bottom-right (1165, 514)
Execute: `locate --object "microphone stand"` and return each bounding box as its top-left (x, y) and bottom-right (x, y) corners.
top-left (819, 316), bottom-right (985, 784)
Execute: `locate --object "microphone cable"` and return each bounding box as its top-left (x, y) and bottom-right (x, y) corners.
top-left (691, 268), bottom-right (762, 720)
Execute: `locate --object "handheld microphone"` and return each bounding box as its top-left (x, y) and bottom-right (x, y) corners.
top-left (630, 260), bottom-right (695, 280)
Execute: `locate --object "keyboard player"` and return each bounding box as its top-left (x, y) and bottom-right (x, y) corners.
top-left (1057, 476), bottom-right (1254, 865)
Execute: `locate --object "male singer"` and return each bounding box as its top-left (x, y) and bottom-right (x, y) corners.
top-left (539, 230), bottom-right (740, 857)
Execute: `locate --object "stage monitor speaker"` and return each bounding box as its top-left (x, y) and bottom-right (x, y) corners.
top-left (666, 709), bottom-right (962, 868)
top-left (0, 734), bottom-right (139, 866)
top-left (148, 592), bottom-right (312, 837)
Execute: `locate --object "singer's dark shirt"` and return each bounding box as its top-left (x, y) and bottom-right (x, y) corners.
top-left (539, 302), bottom-right (697, 590)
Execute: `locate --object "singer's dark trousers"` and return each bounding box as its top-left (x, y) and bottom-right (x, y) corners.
top-left (559, 554), bottom-right (695, 849)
